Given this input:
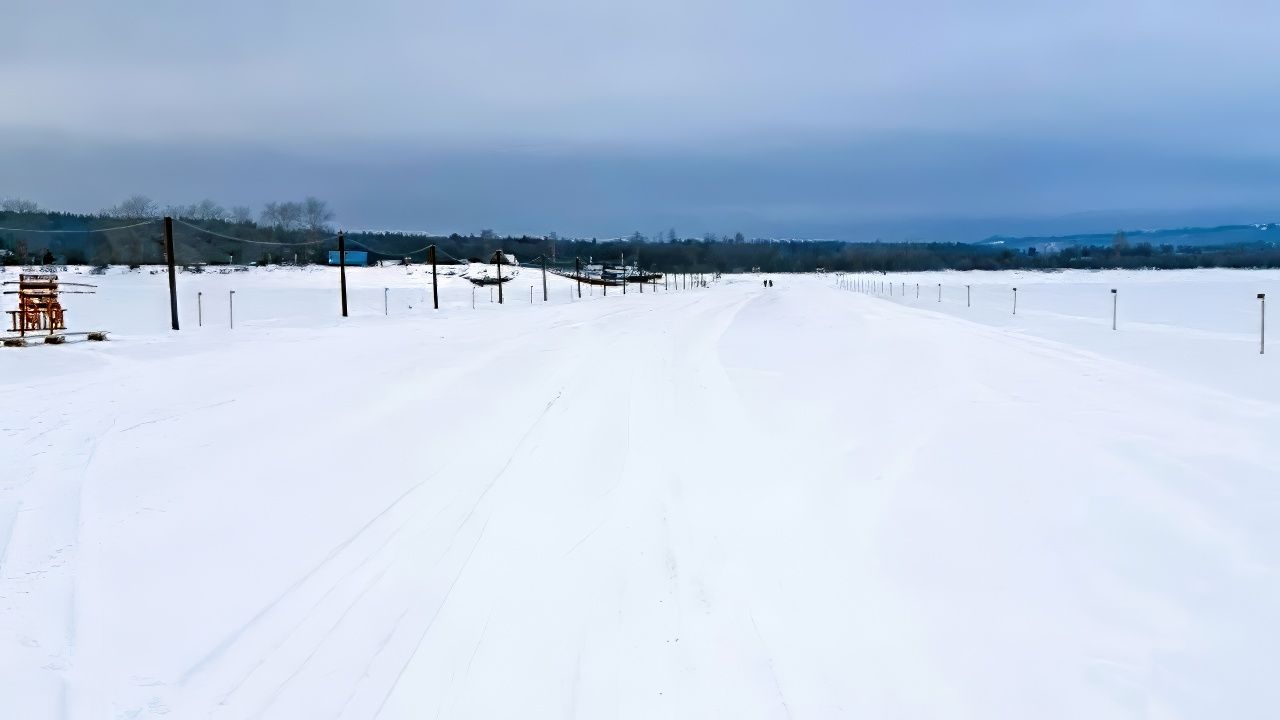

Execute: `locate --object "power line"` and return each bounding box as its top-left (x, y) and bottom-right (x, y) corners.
top-left (173, 219), bottom-right (334, 246)
top-left (0, 219), bottom-right (158, 233)
top-left (343, 236), bottom-right (435, 256)
top-left (435, 248), bottom-right (470, 264)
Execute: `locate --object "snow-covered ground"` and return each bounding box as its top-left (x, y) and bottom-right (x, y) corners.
top-left (2, 266), bottom-right (1278, 719)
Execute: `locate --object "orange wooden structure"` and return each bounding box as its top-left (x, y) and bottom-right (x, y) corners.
top-left (3, 274), bottom-right (95, 337)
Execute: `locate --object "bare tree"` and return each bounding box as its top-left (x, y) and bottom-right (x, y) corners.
top-left (260, 202), bottom-right (283, 227)
top-left (189, 199), bottom-right (227, 221)
top-left (1, 198), bottom-right (40, 213)
top-left (261, 201), bottom-right (305, 230)
top-left (278, 201), bottom-right (303, 230)
top-left (230, 206), bottom-right (253, 224)
top-left (105, 194), bottom-right (159, 219)
top-left (302, 196), bottom-right (334, 234)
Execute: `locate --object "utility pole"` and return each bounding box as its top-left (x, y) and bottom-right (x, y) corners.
top-left (1260, 293), bottom-right (1267, 354)
top-left (495, 250), bottom-right (505, 304)
top-left (338, 231), bottom-right (349, 317)
top-left (163, 216), bottom-right (179, 330)
top-left (429, 245), bottom-right (439, 310)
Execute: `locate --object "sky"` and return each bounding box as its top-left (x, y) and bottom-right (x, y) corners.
top-left (2, 0), bottom-right (1279, 240)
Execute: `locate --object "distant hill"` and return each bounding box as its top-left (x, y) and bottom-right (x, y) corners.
top-left (977, 223), bottom-right (1280, 251)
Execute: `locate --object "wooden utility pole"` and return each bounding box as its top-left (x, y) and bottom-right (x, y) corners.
top-left (163, 216), bottom-right (179, 330)
top-left (495, 250), bottom-right (504, 304)
top-left (541, 256), bottom-right (548, 302)
top-left (429, 245), bottom-right (439, 310)
top-left (338, 231), bottom-right (349, 317)
top-left (1260, 293), bottom-right (1267, 354)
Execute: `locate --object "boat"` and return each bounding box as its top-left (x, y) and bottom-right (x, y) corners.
top-left (462, 252), bottom-right (521, 285)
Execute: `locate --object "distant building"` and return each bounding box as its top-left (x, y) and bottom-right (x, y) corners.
top-left (327, 250), bottom-right (368, 266)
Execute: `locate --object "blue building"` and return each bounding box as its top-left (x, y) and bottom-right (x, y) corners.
top-left (327, 250), bottom-right (368, 266)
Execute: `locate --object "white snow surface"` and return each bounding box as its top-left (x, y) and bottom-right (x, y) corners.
top-left (2, 266), bottom-right (1278, 719)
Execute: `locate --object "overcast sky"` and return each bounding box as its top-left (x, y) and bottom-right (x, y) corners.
top-left (3, 0), bottom-right (1278, 239)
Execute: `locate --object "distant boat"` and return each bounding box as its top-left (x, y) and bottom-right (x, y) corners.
top-left (546, 261), bottom-right (661, 287)
top-left (462, 252), bottom-right (520, 285)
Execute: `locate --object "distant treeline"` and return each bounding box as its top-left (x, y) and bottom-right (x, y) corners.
top-left (4, 203), bottom-right (1280, 273)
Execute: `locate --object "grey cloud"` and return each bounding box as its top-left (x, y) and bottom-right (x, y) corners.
top-left (3, 0), bottom-right (1279, 237)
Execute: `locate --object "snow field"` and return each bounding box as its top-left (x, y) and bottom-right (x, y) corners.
top-left (1, 267), bottom-right (1278, 719)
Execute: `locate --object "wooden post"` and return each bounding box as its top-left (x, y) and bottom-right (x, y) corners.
top-left (338, 231), bottom-right (349, 317)
top-left (541, 256), bottom-right (548, 301)
top-left (496, 250), bottom-right (505, 304)
top-left (229, 290), bottom-right (235, 329)
top-left (163, 216), bottom-right (179, 330)
top-left (967, 285), bottom-right (971, 307)
top-left (1111, 289), bottom-right (1117, 330)
top-left (575, 257), bottom-right (582, 298)
top-left (197, 291), bottom-right (202, 327)
top-left (1013, 287), bottom-right (1018, 315)
top-left (429, 245), bottom-right (439, 310)
top-left (937, 283), bottom-right (941, 302)
top-left (1260, 293), bottom-right (1266, 354)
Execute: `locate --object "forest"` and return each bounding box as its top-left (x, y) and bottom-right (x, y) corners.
top-left (3, 196), bottom-right (1280, 273)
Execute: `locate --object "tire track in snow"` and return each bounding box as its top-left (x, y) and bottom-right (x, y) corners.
top-left (433, 611), bottom-right (492, 720)
top-left (331, 385), bottom-right (567, 719)
top-left (212, 492), bottom-right (438, 712)
top-left (179, 471), bottom-right (444, 686)
top-left (750, 611), bottom-right (794, 720)
top-left (359, 515), bottom-right (493, 720)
